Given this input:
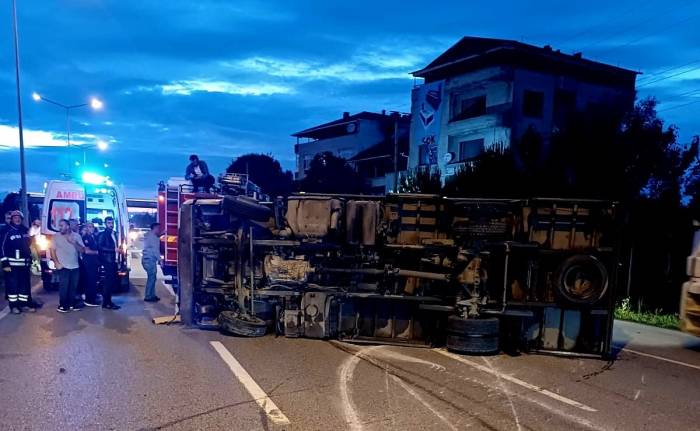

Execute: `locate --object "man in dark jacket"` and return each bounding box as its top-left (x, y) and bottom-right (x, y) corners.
top-left (97, 216), bottom-right (120, 310)
top-left (1, 211), bottom-right (35, 314)
top-left (185, 154), bottom-right (215, 192)
top-left (81, 222), bottom-right (101, 307)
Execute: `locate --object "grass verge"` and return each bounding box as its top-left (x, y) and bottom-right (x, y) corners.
top-left (615, 298), bottom-right (680, 330)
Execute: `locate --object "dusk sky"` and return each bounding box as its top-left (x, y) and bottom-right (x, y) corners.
top-left (1, 0), bottom-right (699, 198)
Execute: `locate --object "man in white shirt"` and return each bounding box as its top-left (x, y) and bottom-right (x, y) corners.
top-left (50, 219), bottom-right (85, 313)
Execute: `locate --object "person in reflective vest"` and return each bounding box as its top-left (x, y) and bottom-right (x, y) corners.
top-left (1, 211), bottom-right (35, 314)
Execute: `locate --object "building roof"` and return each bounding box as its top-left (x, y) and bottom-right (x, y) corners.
top-left (292, 111), bottom-right (409, 139)
top-left (412, 36), bottom-right (639, 84)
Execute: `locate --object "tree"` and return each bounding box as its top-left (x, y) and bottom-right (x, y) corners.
top-left (299, 152), bottom-right (365, 194)
top-left (227, 153), bottom-right (294, 198)
top-left (398, 167), bottom-right (442, 194)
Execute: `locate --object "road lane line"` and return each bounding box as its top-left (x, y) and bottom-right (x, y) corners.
top-left (434, 349), bottom-right (597, 412)
top-left (620, 347), bottom-right (700, 371)
top-left (209, 341), bottom-right (290, 425)
top-left (391, 375), bottom-right (459, 431)
top-left (0, 306), bottom-right (9, 321)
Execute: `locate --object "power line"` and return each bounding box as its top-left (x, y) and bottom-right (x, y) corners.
top-left (597, 10), bottom-right (700, 56)
top-left (577, 0), bottom-right (695, 53)
top-left (657, 98), bottom-right (700, 113)
top-left (638, 59), bottom-right (700, 82)
top-left (556, 2), bottom-right (652, 48)
top-left (638, 64), bottom-right (700, 88)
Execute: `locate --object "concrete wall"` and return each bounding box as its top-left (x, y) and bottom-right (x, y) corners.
top-left (295, 119), bottom-right (386, 179)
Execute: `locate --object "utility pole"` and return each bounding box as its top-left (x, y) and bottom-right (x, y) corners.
top-left (12, 0), bottom-right (29, 225)
top-left (393, 113), bottom-right (399, 192)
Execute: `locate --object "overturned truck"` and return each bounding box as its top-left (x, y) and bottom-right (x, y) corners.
top-left (178, 193), bottom-right (620, 357)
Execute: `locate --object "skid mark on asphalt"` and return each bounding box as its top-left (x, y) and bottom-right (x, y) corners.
top-left (210, 341), bottom-right (290, 426)
top-left (435, 349), bottom-right (597, 412)
top-left (482, 356), bottom-right (522, 431)
top-left (338, 345), bottom-right (382, 431)
top-left (390, 374), bottom-right (459, 431)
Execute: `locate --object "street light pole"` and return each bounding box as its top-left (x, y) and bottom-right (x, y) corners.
top-left (32, 93), bottom-right (103, 173)
top-left (11, 0), bottom-right (29, 226)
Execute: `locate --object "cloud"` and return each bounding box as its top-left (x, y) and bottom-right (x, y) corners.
top-left (155, 80), bottom-right (295, 96)
top-left (0, 125), bottom-right (113, 150)
top-left (230, 56), bottom-right (414, 82)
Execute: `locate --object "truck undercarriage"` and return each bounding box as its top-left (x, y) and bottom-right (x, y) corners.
top-left (177, 193), bottom-right (619, 357)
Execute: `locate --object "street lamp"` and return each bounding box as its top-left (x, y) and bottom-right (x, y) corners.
top-left (32, 92), bottom-right (103, 147)
top-left (33, 92), bottom-right (103, 174)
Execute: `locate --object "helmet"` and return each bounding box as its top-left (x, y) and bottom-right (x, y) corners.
top-left (9, 210), bottom-right (24, 219)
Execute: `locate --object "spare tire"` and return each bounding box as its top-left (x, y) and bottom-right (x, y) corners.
top-left (218, 311), bottom-right (267, 337)
top-left (447, 316), bottom-right (499, 336)
top-left (222, 195), bottom-right (271, 222)
top-left (555, 255), bottom-right (608, 305)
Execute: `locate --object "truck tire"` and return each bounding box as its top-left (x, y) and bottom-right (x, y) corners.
top-left (447, 334), bottom-right (499, 355)
top-left (555, 255), bottom-right (608, 305)
top-left (222, 196), bottom-right (271, 222)
top-left (446, 316), bottom-right (500, 355)
top-left (218, 311), bottom-right (267, 337)
top-left (447, 316), bottom-right (499, 336)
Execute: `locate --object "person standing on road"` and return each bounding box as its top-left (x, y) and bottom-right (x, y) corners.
top-left (1, 211), bottom-right (36, 314)
top-left (28, 218), bottom-right (42, 275)
top-left (142, 223), bottom-right (162, 302)
top-left (98, 216), bottom-right (121, 310)
top-left (81, 222), bottom-right (101, 307)
top-left (50, 219), bottom-right (85, 313)
top-left (185, 154), bottom-right (215, 192)
top-left (1, 211), bottom-right (12, 301)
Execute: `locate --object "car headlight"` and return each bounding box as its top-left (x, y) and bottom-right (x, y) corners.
top-left (36, 235), bottom-right (50, 251)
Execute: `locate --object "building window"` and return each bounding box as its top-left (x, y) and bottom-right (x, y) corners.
top-left (458, 139), bottom-right (484, 161)
top-left (448, 136), bottom-right (484, 162)
top-left (523, 90), bottom-right (544, 118)
top-left (303, 155), bottom-right (313, 171)
top-left (553, 89), bottom-right (576, 130)
top-left (451, 94), bottom-right (486, 121)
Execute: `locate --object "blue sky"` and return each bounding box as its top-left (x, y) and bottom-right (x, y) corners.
top-left (1, 0), bottom-right (699, 197)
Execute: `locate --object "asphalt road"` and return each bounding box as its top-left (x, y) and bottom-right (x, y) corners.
top-left (1, 275), bottom-right (699, 431)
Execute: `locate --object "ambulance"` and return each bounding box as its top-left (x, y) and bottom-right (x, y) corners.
top-left (39, 172), bottom-right (131, 291)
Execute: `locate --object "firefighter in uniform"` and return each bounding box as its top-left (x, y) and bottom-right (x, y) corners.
top-left (1, 211), bottom-right (35, 314)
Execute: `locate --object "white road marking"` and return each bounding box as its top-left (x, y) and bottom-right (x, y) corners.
top-left (391, 375), bottom-right (459, 431)
top-left (434, 349), bottom-right (597, 412)
top-left (0, 306), bottom-right (9, 321)
top-left (209, 341), bottom-right (290, 426)
top-left (621, 348), bottom-right (700, 371)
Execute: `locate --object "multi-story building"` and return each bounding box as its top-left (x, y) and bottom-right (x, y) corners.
top-left (293, 111), bottom-right (410, 192)
top-left (408, 36), bottom-right (638, 176)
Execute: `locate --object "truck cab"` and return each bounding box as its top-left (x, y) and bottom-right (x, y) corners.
top-left (40, 173), bottom-right (131, 291)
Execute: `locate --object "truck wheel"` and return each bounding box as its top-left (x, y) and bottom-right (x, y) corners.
top-left (446, 316), bottom-right (500, 355)
top-left (218, 311), bottom-right (267, 337)
top-left (222, 196), bottom-right (271, 222)
top-left (555, 255), bottom-right (608, 305)
top-left (447, 334), bottom-right (500, 355)
top-left (447, 315), bottom-right (499, 335)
